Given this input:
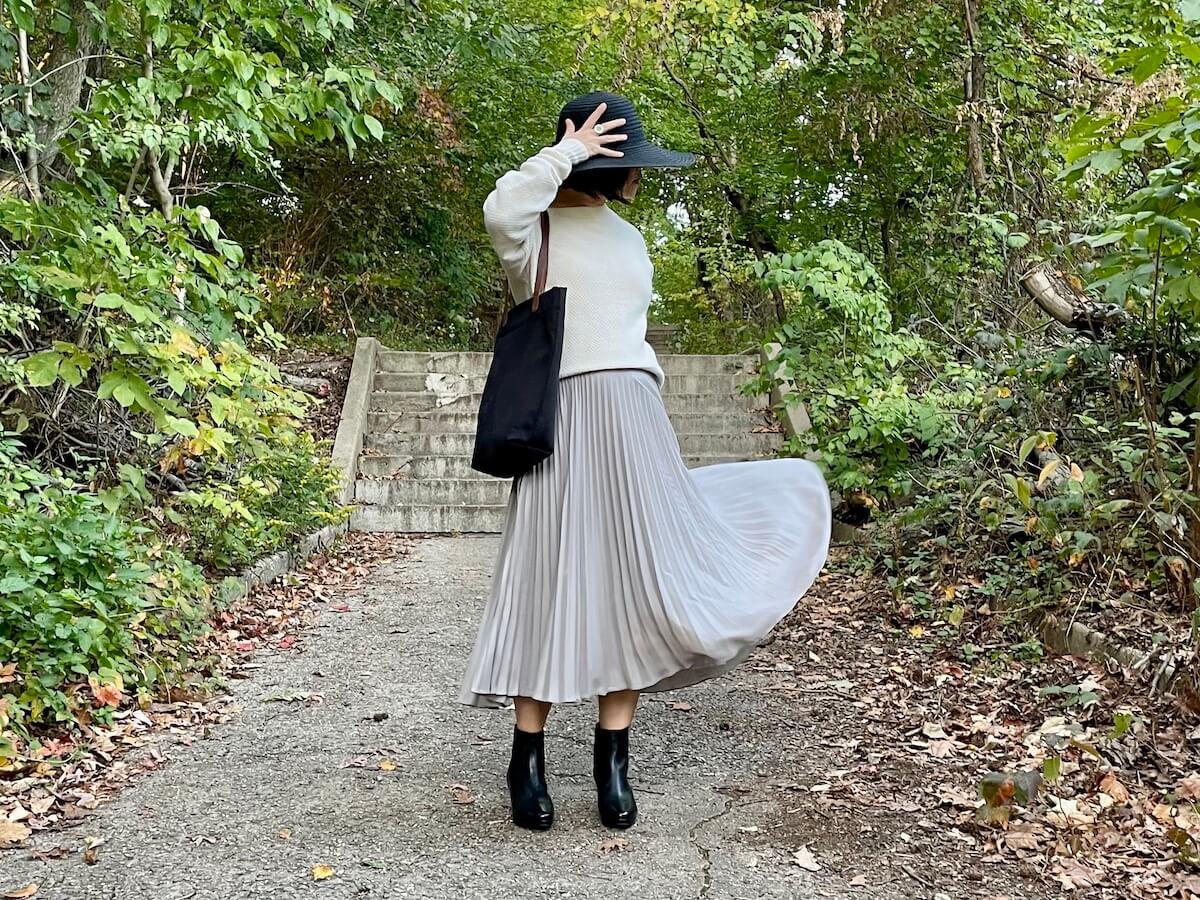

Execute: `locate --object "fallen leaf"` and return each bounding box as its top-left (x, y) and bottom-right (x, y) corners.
top-left (311, 865), bottom-right (335, 881)
top-left (669, 701), bottom-right (693, 712)
top-left (791, 846), bottom-right (821, 872)
top-left (278, 828), bottom-right (292, 840)
top-left (908, 625), bottom-right (925, 638)
top-left (848, 875), bottom-right (867, 886)
top-left (1005, 828), bottom-right (1042, 851)
top-left (0, 822), bottom-right (30, 848)
top-left (1099, 772), bottom-right (1130, 805)
top-left (331, 603), bottom-right (351, 613)
top-left (82, 848), bottom-right (99, 866)
top-left (449, 784), bottom-right (475, 805)
top-left (379, 759), bottom-right (397, 772)
top-left (2, 885), bottom-right (38, 899)
top-left (1179, 776), bottom-right (1200, 801)
top-left (88, 675), bottom-right (123, 708)
top-left (598, 836), bottom-right (628, 856)
top-left (27, 848), bottom-right (70, 862)
top-left (928, 739), bottom-right (955, 758)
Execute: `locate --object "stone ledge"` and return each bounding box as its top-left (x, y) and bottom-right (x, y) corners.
top-left (215, 521), bottom-right (349, 607)
top-left (331, 336), bottom-right (380, 505)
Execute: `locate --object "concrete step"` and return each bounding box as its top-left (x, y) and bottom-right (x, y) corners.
top-left (362, 431), bottom-right (781, 458)
top-left (369, 390), bottom-right (768, 415)
top-left (355, 478), bottom-right (511, 506)
top-left (351, 503), bottom-right (508, 533)
top-left (376, 351), bottom-right (756, 377)
top-left (356, 452), bottom-right (767, 480)
top-left (366, 409), bottom-right (777, 436)
top-left (373, 371), bottom-right (754, 396)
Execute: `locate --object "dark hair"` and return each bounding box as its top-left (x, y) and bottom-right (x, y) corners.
top-left (560, 166), bottom-right (634, 204)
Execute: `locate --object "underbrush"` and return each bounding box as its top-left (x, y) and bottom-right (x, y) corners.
top-left (755, 240), bottom-right (1200, 670)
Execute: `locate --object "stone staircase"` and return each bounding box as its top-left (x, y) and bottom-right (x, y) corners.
top-left (339, 346), bottom-right (781, 533)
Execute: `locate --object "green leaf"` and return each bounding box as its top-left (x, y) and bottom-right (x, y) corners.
top-left (1088, 150), bottom-right (1123, 176)
top-left (362, 114), bottom-right (384, 141)
top-left (24, 352), bottom-right (62, 387)
top-left (1014, 477), bottom-right (1032, 509)
top-left (1132, 47), bottom-right (1169, 84)
top-left (1018, 434), bottom-right (1041, 465)
top-left (1043, 756), bottom-right (1062, 782)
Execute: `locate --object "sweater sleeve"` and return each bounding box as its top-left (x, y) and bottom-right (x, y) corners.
top-left (483, 139), bottom-right (590, 291)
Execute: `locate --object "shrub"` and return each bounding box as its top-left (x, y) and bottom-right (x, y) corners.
top-left (169, 432), bottom-right (348, 571)
top-left (0, 439), bottom-right (209, 757)
top-left (755, 240), bottom-right (961, 497)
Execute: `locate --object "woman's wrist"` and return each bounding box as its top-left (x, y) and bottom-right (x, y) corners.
top-left (554, 138), bottom-right (590, 165)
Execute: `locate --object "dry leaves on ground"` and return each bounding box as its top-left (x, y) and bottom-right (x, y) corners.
top-left (752, 557), bottom-right (1200, 900)
top-left (0, 534), bottom-right (406, 844)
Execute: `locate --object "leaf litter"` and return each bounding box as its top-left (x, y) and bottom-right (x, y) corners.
top-left (749, 552), bottom-right (1200, 899)
top-left (0, 534), bottom-right (406, 845)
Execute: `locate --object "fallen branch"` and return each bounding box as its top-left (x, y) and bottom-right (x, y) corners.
top-left (282, 374), bottom-right (331, 398)
top-left (1020, 265), bottom-right (1129, 338)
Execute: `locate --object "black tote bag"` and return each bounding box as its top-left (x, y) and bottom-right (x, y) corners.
top-left (471, 212), bottom-right (567, 479)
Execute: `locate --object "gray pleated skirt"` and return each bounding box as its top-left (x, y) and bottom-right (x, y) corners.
top-left (458, 368), bottom-right (831, 708)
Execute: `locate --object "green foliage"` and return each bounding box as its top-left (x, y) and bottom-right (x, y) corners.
top-left (170, 433), bottom-right (348, 571)
top-left (0, 0), bottom-right (377, 748)
top-left (0, 438), bottom-right (208, 752)
top-left (757, 241), bottom-right (956, 494)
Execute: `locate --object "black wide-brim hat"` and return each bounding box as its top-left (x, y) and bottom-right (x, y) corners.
top-left (556, 91), bottom-right (696, 172)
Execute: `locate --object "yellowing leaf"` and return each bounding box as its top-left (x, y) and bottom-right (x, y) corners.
top-left (997, 387), bottom-right (1012, 398)
top-left (277, 828), bottom-right (291, 840)
top-left (908, 625), bottom-right (925, 638)
top-left (1037, 458), bottom-right (1061, 488)
top-left (378, 759), bottom-right (397, 771)
top-left (3, 885), bottom-right (39, 899)
top-left (311, 865), bottom-right (335, 881)
top-left (947, 606), bottom-right (965, 627)
top-left (1069, 463), bottom-right (1084, 482)
top-left (943, 585), bottom-right (957, 601)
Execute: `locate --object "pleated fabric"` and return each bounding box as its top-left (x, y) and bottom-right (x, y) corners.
top-left (458, 368), bottom-right (832, 708)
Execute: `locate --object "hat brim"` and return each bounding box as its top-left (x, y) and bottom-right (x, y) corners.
top-left (572, 143), bottom-right (696, 172)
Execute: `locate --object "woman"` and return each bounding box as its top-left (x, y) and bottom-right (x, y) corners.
top-left (460, 91), bottom-right (831, 831)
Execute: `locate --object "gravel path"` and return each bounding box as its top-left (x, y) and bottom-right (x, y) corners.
top-left (4, 538), bottom-right (950, 899)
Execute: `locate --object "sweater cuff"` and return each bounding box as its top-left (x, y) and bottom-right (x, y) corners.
top-left (554, 138), bottom-right (590, 166)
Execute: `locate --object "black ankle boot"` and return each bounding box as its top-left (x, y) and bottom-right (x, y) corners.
top-left (594, 725), bottom-right (637, 829)
top-left (507, 727), bottom-right (554, 831)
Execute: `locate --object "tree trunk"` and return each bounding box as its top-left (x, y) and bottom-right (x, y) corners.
top-left (963, 0), bottom-right (987, 194)
top-left (1019, 265), bottom-right (1130, 337)
top-left (34, 0), bottom-right (97, 180)
top-left (17, 29), bottom-right (41, 201)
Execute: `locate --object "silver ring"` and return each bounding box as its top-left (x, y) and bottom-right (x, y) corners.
top-left (593, 123), bottom-right (605, 135)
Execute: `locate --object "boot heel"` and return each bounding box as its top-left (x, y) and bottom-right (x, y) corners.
top-left (594, 725), bottom-right (638, 829)
top-left (508, 727), bottom-right (554, 831)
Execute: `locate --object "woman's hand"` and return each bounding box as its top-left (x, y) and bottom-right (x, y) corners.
top-left (561, 102), bottom-right (627, 160)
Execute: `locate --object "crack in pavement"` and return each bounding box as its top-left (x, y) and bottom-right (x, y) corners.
top-left (688, 795), bottom-right (736, 900)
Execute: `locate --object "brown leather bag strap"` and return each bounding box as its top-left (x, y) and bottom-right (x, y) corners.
top-left (531, 210), bottom-right (550, 312)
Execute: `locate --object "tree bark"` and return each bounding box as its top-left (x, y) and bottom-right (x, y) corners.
top-left (962, 0), bottom-right (987, 194)
top-left (1019, 265), bottom-right (1130, 337)
top-left (33, 0), bottom-right (97, 180)
top-left (17, 29), bottom-right (41, 201)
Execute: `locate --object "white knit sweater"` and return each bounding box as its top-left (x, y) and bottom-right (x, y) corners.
top-left (482, 139), bottom-right (665, 385)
